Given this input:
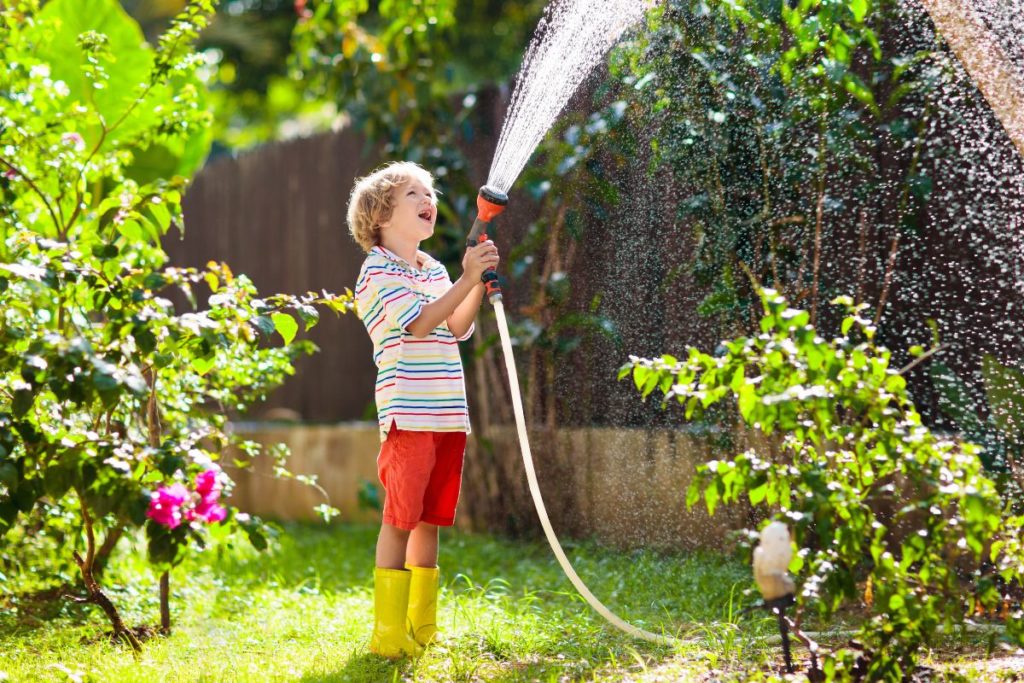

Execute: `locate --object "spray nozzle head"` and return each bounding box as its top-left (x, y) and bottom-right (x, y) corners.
top-left (476, 185), bottom-right (509, 223)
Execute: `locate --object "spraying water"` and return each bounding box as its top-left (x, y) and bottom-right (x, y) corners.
top-left (486, 0), bottom-right (649, 193)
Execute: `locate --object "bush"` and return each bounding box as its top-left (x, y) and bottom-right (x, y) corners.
top-left (0, 0), bottom-right (350, 649)
top-left (621, 290), bottom-right (1024, 679)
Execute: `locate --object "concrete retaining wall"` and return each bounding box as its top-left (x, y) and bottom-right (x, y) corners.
top-left (227, 422), bottom-right (751, 551)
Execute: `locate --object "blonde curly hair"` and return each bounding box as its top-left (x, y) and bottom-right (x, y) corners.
top-left (347, 161), bottom-right (436, 253)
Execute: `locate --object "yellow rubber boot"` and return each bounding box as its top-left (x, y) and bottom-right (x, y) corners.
top-left (407, 564), bottom-right (440, 646)
top-left (369, 568), bottom-right (423, 659)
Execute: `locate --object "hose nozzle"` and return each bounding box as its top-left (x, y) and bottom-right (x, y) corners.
top-left (468, 185), bottom-right (509, 304)
top-left (476, 185), bottom-right (509, 223)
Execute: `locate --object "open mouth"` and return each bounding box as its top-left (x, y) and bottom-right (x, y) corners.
top-left (418, 209), bottom-right (433, 222)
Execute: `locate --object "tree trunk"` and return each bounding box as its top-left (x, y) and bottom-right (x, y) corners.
top-left (73, 501), bottom-right (142, 653)
top-left (92, 524), bottom-right (124, 578)
top-left (160, 570), bottom-right (171, 635)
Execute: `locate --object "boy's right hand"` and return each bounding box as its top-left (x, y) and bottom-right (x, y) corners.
top-left (463, 240), bottom-right (500, 281)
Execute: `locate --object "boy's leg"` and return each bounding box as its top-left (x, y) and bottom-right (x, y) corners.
top-left (376, 523), bottom-right (412, 569)
top-left (406, 522), bottom-right (440, 646)
top-left (407, 432), bottom-right (466, 647)
top-left (406, 561), bottom-right (440, 646)
top-left (371, 523), bottom-right (422, 658)
top-left (406, 522), bottom-right (439, 568)
top-left (370, 427), bottom-right (433, 658)
top-left (370, 565), bottom-right (423, 658)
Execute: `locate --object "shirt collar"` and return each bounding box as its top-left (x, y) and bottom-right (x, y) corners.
top-left (371, 245), bottom-right (436, 272)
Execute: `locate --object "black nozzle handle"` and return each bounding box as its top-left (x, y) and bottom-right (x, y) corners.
top-left (466, 219), bottom-right (502, 303)
top-left (467, 217), bottom-right (489, 247)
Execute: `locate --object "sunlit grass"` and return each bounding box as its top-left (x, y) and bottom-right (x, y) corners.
top-left (0, 523), bottom-right (1013, 681)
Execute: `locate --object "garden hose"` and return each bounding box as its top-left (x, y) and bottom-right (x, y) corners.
top-left (473, 184), bottom-right (678, 646)
top-left (491, 300), bottom-right (677, 646)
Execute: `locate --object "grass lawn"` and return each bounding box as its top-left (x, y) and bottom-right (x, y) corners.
top-left (0, 522), bottom-right (1016, 682)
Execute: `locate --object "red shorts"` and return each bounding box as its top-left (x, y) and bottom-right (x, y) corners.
top-left (377, 427), bottom-right (467, 531)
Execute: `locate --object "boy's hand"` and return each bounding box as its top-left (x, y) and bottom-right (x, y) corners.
top-left (463, 240), bottom-right (500, 281)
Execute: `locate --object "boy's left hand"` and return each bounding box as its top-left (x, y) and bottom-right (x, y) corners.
top-left (463, 240), bottom-right (500, 281)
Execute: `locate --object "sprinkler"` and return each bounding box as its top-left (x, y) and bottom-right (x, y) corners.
top-left (749, 522), bottom-right (820, 676)
top-left (466, 185), bottom-right (509, 304)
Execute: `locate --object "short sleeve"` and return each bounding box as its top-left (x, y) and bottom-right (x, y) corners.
top-left (454, 321), bottom-right (475, 342)
top-left (357, 269), bottom-right (423, 333)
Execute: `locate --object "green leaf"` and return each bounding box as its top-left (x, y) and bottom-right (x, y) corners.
top-left (981, 355), bottom-right (1024, 442)
top-left (143, 272), bottom-right (168, 291)
top-left (0, 463), bottom-right (18, 488)
top-left (36, 0), bottom-right (153, 145)
top-left (244, 524), bottom-right (268, 552)
top-left (849, 0), bottom-right (868, 22)
top-left (296, 304), bottom-right (320, 331)
top-left (928, 362), bottom-right (984, 435)
top-left (12, 477), bottom-right (39, 513)
top-left (146, 522), bottom-right (182, 565)
top-left (43, 463), bottom-right (72, 498)
top-left (252, 315), bottom-right (276, 338)
top-left (191, 355), bottom-right (215, 376)
top-left (748, 482), bottom-right (768, 505)
top-left (91, 244), bottom-right (119, 259)
top-left (686, 480), bottom-right (701, 510)
top-left (705, 482), bottom-right (720, 516)
top-left (145, 200), bottom-right (172, 235)
top-left (730, 365), bottom-right (745, 391)
top-left (12, 389), bottom-right (34, 418)
top-left (272, 312), bottom-right (298, 345)
top-left (116, 220), bottom-right (146, 243)
top-left (738, 383), bottom-right (757, 421)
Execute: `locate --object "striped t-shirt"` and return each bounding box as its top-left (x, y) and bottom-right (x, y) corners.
top-left (355, 246), bottom-right (474, 442)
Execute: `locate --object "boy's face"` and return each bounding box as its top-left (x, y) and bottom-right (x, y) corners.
top-left (380, 177), bottom-right (437, 244)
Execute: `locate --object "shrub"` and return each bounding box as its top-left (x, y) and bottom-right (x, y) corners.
top-left (621, 290), bottom-right (1024, 679)
top-left (0, 0), bottom-right (350, 649)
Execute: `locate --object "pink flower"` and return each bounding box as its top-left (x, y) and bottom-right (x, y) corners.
top-left (146, 483), bottom-right (190, 529)
top-left (194, 468), bottom-right (221, 500)
top-left (195, 502), bottom-right (227, 524)
top-left (61, 131), bottom-right (85, 151)
top-left (187, 468), bottom-right (227, 525)
top-left (149, 468), bottom-right (228, 529)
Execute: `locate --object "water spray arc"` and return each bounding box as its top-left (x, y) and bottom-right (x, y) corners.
top-left (462, 0), bottom-right (1024, 657)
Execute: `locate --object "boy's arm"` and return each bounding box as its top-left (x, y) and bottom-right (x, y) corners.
top-left (446, 282), bottom-right (485, 339)
top-left (405, 240), bottom-right (498, 339)
top-left (405, 276), bottom-right (480, 338)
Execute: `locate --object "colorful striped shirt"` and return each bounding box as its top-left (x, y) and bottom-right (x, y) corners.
top-left (355, 246), bottom-right (474, 442)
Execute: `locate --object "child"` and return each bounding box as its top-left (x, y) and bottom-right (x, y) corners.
top-left (348, 161), bottom-right (499, 658)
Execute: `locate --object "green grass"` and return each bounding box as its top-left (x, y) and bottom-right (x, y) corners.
top-left (0, 523), bottom-right (1013, 682)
